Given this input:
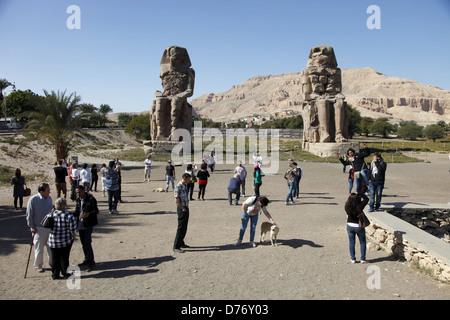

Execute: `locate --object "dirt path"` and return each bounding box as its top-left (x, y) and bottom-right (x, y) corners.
top-left (0, 156), bottom-right (449, 300)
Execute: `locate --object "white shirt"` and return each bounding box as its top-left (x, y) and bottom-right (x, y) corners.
top-left (80, 169), bottom-right (91, 183)
top-left (71, 168), bottom-right (80, 181)
top-left (144, 159), bottom-right (152, 168)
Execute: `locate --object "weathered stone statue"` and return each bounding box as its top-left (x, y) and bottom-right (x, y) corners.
top-left (150, 46), bottom-right (195, 141)
top-left (301, 45), bottom-right (348, 144)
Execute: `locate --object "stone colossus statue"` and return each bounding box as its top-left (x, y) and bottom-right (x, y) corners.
top-left (300, 45), bottom-right (348, 143)
top-left (151, 46), bottom-right (195, 141)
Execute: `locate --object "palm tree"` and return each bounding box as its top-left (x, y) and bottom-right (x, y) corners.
top-left (0, 78), bottom-right (13, 102)
top-left (0, 79), bottom-right (13, 120)
top-left (24, 90), bottom-right (81, 161)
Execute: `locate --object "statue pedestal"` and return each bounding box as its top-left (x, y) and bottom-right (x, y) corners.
top-left (303, 141), bottom-right (360, 158)
top-left (143, 140), bottom-right (180, 154)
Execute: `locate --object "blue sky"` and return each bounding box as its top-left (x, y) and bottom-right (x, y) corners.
top-left (1, 0), bottom-right (449, 113)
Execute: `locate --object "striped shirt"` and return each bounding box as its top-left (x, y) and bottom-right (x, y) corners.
top-left (174, 181), bottom-right (189, 207)
top-left (48, 210), bottom-right (77, 248)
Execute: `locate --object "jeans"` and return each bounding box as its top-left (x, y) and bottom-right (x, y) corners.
top-left (174, 206), bottom-right (189, 250)
top-left (240, 179), bottom-right (246, 196)
top-left (79, 227), bottom-right (95, 266)
top-left (70, 180), bottom-right (79, 201)
top-left (228, 188), bottom-right (240, 205)
top-left (293, 178), bottom-right (300, 198)
top-left (186, 182), bottom-right (195, 200)
top-left (369, 182), bottom-right (384, 211)
top-left (239, 211), bottom-right (259, 242)
top-left (347, 224), bottom-right (366, 261)
top-left (107, 188), bottom-right (119, 211)
top-left (354, 168), bottom-right (369, 195)
top-left (348, 178), bottom-right (354, 194)
top-left (286, 182), bottom-right (295, 203)
top-left (166, 175), bottom-right (175, 191)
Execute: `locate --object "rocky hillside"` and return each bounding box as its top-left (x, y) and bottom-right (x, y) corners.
top-left (191, 67), bottom-right (450, 125)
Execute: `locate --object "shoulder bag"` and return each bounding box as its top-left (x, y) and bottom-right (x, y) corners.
top-left (40, 211), bottom-right (54, 229)
top-left (358, 211), bottom-right (371, 228)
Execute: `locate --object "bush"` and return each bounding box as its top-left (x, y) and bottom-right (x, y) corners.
top-left (397, 123), bottom-right (423, 140)
top-left (124, 114), bottom-right (150, 140)
top-left (423, 124), bottom-right (445, 142)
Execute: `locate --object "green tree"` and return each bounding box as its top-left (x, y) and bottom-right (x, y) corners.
top-left (124, 113), bottom-right (150, 140)
top-left (0, 79), bottom-right (14, 120)
top-left (259, 114), bottom-right (303, 129)
top-left (359, 117), bottom-right (374, 137)
top-left (3, 89), bottom-right (43, 120)
top-left (76, 103), bottom-right (99, 128)
top-left (436, 120), bottom-right (448, 132)
top-left (397, 122), bottom-right (423, 140)
top-left (99, 104), bottom-right (113, 126)
top-left (0, 79), bottom-right (13, 103)
top-left (369, 117), bottom-right (394, 138)
top-left (347, 104), bottom-right (362, 138)
top-left (117, 113), bottom-right (136, 127)
top-left (423, 124), bottom-right (445, 142)
top-left (24, 90), bottom-right (82, 161)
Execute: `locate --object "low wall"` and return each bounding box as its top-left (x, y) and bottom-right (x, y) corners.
top-left (365, 208), bottom-right (450, 283)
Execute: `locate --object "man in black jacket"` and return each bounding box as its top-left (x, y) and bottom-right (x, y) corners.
top-left (368, 153), bottom-right (387, 212)
top-left (75, 185), bottom-right (99, 271)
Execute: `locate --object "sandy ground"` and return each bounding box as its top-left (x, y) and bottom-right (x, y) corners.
top-left (0, 152), bottom-right (449, 301)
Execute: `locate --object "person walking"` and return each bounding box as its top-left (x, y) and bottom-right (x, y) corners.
top-left (11, 168), bottom-right (26, 210)
top-left (368, 153), bottom-right (387, 212)
top-left (253, 164), bottom-right (264, 198)
top-left (70, 163), bottom-right (80, 201)
top-left (345, 193), bottom-right (369, 264)
top-left (74, 185), bottom-right (99, 272)
top-left (26, 183), bottom-right (54, 273)
top-left (173, 173), bottom-right (192, 253)
top-left (292, 161), bottom-right (303, 199)
top-left (196, 162), bottom-right (210, 201)
top-left (53, 160), bottom-right (68, 198)
top-left (227, 173), bottom-right (242, 205)
top-left (90, 164), bottom-right (98, 192)
top-left (165, 160), bottom-right (176, 192)
top-left (144, 155), bottom-right (152, 181)
top-left (236, 195), bottom-right (276, 248)
top-left (105, 160), bottom-right (120, 214)
top-left (47, 197), bottom-right (77, 280)
top-left (207, 151), bottom-right (216, 173)
top-left (234, 160), bottom-right (247, 197)
top-left (80, 163), bottom-right (91, 192)
top-left (284, 163), bottom-right (298, 205)
top-left (100, 163), bottom-right (107, 198)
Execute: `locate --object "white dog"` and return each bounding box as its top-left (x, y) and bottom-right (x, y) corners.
top-left (260, 222), bottom-right (280, 246)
